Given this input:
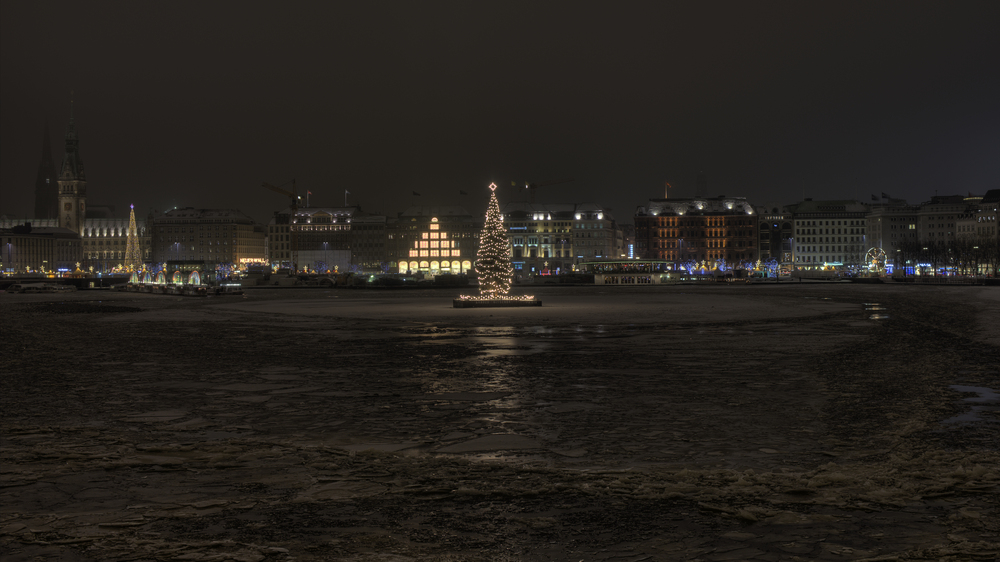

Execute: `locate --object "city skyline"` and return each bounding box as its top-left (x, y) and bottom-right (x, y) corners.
top-left (2, 2), bottom-right (998, 224)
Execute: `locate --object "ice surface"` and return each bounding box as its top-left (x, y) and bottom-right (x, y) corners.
top-left (2, 284), bottom-right (999, 560)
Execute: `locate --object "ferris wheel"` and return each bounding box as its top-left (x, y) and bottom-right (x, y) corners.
top-left (865, 247), bottom-right (887, 273)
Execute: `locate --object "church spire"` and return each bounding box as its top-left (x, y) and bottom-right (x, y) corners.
top-left (58, 99), bottom-right (87, 235)
top-left (33, 120), bottom-right (58, 219)
top-left (61, 97), bottom-right (85, 182)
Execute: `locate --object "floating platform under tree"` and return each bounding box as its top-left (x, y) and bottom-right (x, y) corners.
top-left (453, 296), bottom-right (542, 308)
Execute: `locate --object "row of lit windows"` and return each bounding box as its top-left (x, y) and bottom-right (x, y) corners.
top-left (293, 225), bottom-right (349, 231)
top-left (652, 229), bottom-right (751, 238)
top-left (158, 226), bottom-right (237, 233)
top-left (398, 260), bottom-right (471, 273)
top-left (800, 236), bottom-right (862, 243)
top-left (796, 220), bottom-right (864, 226)
top-left (408, 249), bottom-right (460, 257)
top-left (420, 231), bottom-right (448, 239)
top-left (417, 240), bottom-right (455, 249)
top-left (797, 245), bottom-right (856, 253)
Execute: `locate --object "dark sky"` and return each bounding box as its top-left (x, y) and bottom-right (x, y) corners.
top-left (2, 1), bottom-right (998, 224)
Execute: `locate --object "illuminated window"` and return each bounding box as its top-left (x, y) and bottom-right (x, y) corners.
top-left (409, 250), bottom-right (418, 257)
top-left (441, 240), bottom-right (451, 248)
top-left (430, 250), bottom-right (439, 257)
top-left (422, 232), bottom-right (429, 239)
top-left (419, 250), bottom-right (429, 257)
top-left (420, 261), bottom-right (429, 268)
top-left (441, 250), bottom-right (450, 257)
top-left (440, 232), bottom-right (448, 239)
top-left (430, 232), bottom-right (439, 239)
top-left (430, 241), bottom-right (439, 249)
top-left (419, 241), bottom-right (429, 249)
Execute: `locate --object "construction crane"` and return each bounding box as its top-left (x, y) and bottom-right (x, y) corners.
top-left (514, 178), bottom-right (574, 204)
top-left (262, 179), bottom-right (301, 273)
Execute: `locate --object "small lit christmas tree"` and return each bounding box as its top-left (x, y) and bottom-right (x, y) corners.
top-left (476, 183), bottom-right (514, 298)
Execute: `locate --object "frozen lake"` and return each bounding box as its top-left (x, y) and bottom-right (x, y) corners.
top-left (2, 284), bottom-right (998, 560)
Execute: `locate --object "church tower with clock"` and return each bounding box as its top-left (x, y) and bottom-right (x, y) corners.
top-left (58, 104), bottom-right (86, 236)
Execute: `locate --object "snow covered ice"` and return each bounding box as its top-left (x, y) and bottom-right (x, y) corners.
top-left (2, 284), bottom-right (998, 560)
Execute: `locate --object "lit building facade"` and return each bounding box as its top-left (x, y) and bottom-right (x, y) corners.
top-left (503, 202), bottom-right (621, 275)
top-left (397, 217), bottom-right (473, 275)
top-left (635, 196), bottom-right (757, 266)
top-left (866, 200), bottom-right (917, 260)
top-left (1, 226), bottom-right (81, 273)
top-left (756, 206), bottom-right (794, 265)
top-left (916, 195), bottom-right (974, 245)
top-left (269, 206), bottom-right (357, 272)
top-left (394, 206), bottom-right (479, 275)
top-left (0, 213), bottom-right (150, 273)
top-left (785, 200), bottom-right (869, 269)
top-left (867, 193), bottom-right (997, 275)
top-left (974, 189), bottom-right (998, 242)
top-left (152, 208), bottom-right (265, 266)
top-left (83, 215), bottom-right (151, 272)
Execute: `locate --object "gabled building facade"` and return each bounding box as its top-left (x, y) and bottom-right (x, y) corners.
top-left (394, 206), bottom-right (479, 275)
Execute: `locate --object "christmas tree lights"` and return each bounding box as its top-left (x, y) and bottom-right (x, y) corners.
top-left (456, 183), bottom-right (539, 307)
top-left (124, 204), bottom-right (142, 272)
top-left (475, 183), bottom-right (514, 298)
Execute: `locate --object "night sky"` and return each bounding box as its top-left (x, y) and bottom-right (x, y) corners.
top-left (2, 1), bottom-right (997, 224)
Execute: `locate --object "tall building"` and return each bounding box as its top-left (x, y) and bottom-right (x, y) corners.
top-left (57, 108), bottom-right (87, 236)
top-left (33, 122), bottom-right (58, 220)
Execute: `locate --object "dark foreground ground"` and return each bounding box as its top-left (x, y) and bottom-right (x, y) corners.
top-left (1, 283), bottom-right (998, 561)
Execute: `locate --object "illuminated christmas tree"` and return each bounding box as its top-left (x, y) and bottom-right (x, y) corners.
top-left (475, 183), bottom-right (513, 298)
top-left (455, 183), bottom-right (539, 307)
top-left (124, 204), bottom-right (142, 271)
